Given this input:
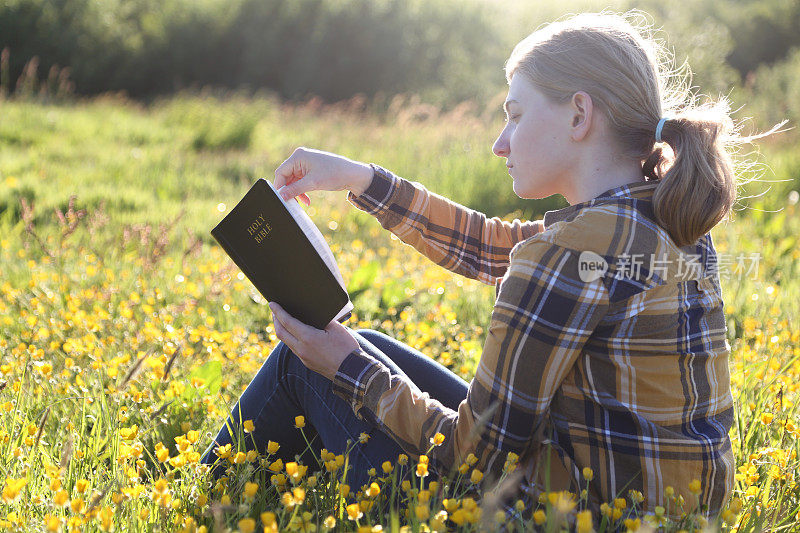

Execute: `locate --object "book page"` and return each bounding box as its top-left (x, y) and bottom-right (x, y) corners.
top-left (269, 182), bottom-right (354, 322)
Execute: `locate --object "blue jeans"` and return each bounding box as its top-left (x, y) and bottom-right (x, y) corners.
top-left (200, 328), bottom-right (469, 490)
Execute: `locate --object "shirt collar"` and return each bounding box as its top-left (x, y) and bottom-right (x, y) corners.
top-left (543, 179), bottom-right (660, 228)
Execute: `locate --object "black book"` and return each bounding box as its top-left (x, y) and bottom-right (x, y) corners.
top-left (211, 179), bottom-right (353, 330)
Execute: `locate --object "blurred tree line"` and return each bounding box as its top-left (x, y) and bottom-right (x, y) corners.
top-left (0, 0), bottom-right (799, 129)
top-left (0, 0), bottom-right (505, 107)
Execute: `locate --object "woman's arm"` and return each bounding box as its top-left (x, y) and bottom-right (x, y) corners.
top-left (331, 236), bottom-right (609, 482)
top-left (348, 164), bottom-right (544, 286)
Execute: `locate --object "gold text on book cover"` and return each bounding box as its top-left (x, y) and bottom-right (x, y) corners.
top-left (247, 213), bottom-right (272, 244)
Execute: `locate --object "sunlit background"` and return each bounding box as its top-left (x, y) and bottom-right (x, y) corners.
top-left (0, 1), bottom-right (798, 532)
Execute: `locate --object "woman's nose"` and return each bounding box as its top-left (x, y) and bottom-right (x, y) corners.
top-left (492, 129), bottom-right (510, 157)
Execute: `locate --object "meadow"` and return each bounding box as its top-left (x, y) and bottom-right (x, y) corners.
top-left (0, 91), bottom-right (799, 532)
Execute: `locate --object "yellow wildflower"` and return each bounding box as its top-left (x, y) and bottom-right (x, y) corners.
top-left (232, 451), bottom-right (247, 464)
top-left (285, 461), bottom-right (307, 482)
top-left (44, 515), bottom-right (60, 532)
top-left (443, 498), bottom-right (459, 512)
top-left (624, 518), bottom-right (641, 530)
top-left (243, 482), bottom-right (258, 500)
top-left (119, 425), bottom-right (139, 441)
top-left (365, 482), bottom-right (380, 498)
top-left (470, 469), bottom-right (483, 484)
top-left (215, 444), bottom-right (231, 459)
top-left (2, 478), bottom-right (27, 502)
top-left (261, 512), bottom-right (277, 527)
top-left (237, 518), bottom-right (256, 533)
top-left (53, 490), bottom-right (69, 506)
top-left (415, 504), bottom-right (430, 520)
top-left (729, 497), bottom-right (743, 514)
top-left (346, 503), bottom-right (363, 521)
top-left (156, 446), bottom-right (170, 463)
top-left (70, 498), bottom-right (84, 513)
top-left (576, 510), bottom-right (594, 533)
top-left (451, 509), bottom-right (469, 526)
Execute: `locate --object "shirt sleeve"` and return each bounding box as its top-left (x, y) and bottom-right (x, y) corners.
top-left (347, 164), bottom-right (544, 286)
top-left (331, 236), bottom-right (610, 480)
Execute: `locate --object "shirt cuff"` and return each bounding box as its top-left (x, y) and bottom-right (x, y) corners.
top-left (332, 348), bottom-right (389, 423)
top-left (347, 163), bottom-right (401, 217)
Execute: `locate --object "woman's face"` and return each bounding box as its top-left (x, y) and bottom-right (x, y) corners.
top-left (492, 74), bottom-right (575, 200)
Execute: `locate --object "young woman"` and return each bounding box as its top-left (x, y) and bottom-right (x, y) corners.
top-left (201, 11), bottom-right (775, 522)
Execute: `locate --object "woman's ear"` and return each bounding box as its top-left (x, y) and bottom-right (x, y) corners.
top-left (569, 91), bottom-right (593, 142)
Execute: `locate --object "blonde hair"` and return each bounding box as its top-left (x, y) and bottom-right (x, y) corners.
top-left (505, 11), bottom-right (785, 247)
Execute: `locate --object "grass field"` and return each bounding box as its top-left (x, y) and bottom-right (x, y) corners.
top-left (0, 92), bottom-right (799, 532)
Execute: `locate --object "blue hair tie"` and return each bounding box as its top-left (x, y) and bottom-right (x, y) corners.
top-left (655, 117), bottom-right (669, 143)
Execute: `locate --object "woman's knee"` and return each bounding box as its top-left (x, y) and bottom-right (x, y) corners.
top-left (354, 328), bottom-right (387, 345)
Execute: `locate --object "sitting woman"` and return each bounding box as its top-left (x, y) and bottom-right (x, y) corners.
top-left (201, 11), bottom-right (775, 522)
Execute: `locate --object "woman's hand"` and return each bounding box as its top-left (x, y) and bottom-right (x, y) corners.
top-left (268, 302), bottom-right (360, 380)
top-left (273, 147), bottom-right (374, 206)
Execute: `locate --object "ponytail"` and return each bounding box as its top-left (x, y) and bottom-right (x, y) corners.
top-left (642, 99), bottom-right (786, 247)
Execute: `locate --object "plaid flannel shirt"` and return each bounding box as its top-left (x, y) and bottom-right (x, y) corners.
top-left (334, 163), bottom-right (734, 517)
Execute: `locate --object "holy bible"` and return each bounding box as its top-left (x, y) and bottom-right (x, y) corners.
top-left (211, 179), bottom-right (353, 330)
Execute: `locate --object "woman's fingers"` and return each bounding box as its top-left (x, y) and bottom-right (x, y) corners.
top-left (273, 148), bottom-right (317, 203)
top-left (270, 303), bottom-right (316, 342)
top-left (274, 185), bottom-right (312, 207)
top-left (272, 313), bottom-right (300, 349)
top-left (272, 166), bottom-right (312, 206)
top-left (277, 179), bottom-right (315, 203)
top-left (273, 152), bottom-right (303, 190)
